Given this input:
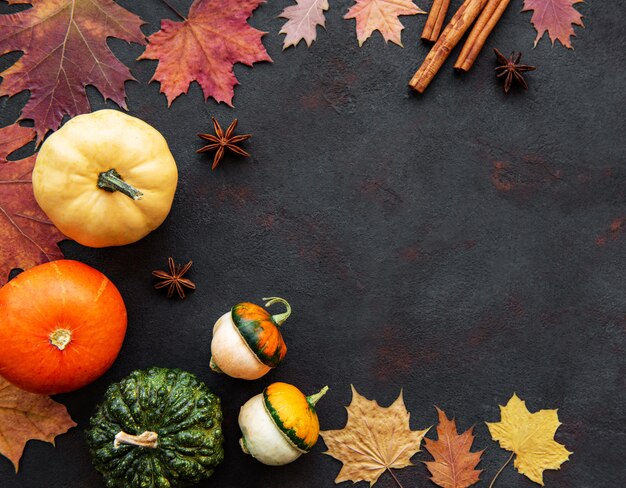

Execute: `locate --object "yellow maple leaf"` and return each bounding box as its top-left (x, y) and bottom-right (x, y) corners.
top-left (486, 393), bottom-right (572, 486)
top-left (320, 385), bottom-right (429, 486)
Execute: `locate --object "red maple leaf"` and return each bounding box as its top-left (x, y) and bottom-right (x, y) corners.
top-left (423, 407), bottom-right (483, 488)
top-left (0, 0), bottom-right (146, 140)
top-left (139, 0), bottom-right (272, 106)
top-left (523, 0), bottom-right (584, 48)
top-left (0, 124), bottom-right (64, 285)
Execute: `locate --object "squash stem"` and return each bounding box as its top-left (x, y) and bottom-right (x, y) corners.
top-left (263, 297), bottom-right (291, 326)
top-left (49, 328), bottom-right (72, 351)
top-left (307, 386), bottom-right (329, 408)
top-left (114, 431), bottom-right (158, 449)
top-left (97, 169), bottom-right (143, 200)
top-left (209, 357), bottom-right (223, 373)
top-left (239, 437), bottom-right (250, 455)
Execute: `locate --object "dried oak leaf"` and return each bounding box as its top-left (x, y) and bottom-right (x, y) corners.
top-left (487, 394), bottom-right (572, 486)
top-left (139, 0), bottom-right (272, 107)
top-left (279, 0), bottom-right (329, 49)
top-left (0, 124), bottom-right (64, 286)
top-left (321, 386), bottom-right (429, 486)
top-left (344, 0), bottom-right (425, 47)
top-left (523, 0), bottom-right (584, 48)
top-left (0, 375), bottom-right (76, 471)
top-left (0, 0), bottom-right (146, 141)
top-left (423, 407), bottom-right (483, 488)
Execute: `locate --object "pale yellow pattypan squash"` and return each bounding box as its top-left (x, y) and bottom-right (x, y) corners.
top-left (33, 110), bottom-right (178, 248)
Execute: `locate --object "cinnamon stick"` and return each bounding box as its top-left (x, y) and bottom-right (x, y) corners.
top-left (421, 0), bottom-right (451, 42)
top-left (454, 0), bottom-right (511, 71)
top-left (409, 0), bottom-right (488, 94)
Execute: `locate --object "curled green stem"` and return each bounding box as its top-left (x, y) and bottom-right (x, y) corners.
top-left (263, 297), bottom-right (291, 326)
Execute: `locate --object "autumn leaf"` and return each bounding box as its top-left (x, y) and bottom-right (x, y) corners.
top-left (523, 0), bottom-right (584, 48)
top-left (0, 375), bottom-right (76, 471)
top-left (0, 0), bottom-right (146, 141)
top-left (486, 394), bottom-right (572, 486)
top-left (139, 0), bottom-right (272, 107)
top-left (344, 0), bottom-right (426, 47)
top-left (321, 386), bottom-right (429, 486)
top-left (423, 407), bottom-right (483, 488)
top-left (0, 124), bottom-right (64, 286)
top-left (279, 0), bottom-right (329, 49)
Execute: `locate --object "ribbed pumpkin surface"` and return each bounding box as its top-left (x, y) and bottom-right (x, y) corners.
top-left (232, 302), bottom-right (287, 367)
top-left (0, 259), bottom-right (126, 394)
top-left (86, 368), bottom-right (224, 488)
top-left (263, 382), bottom-right (320, 451)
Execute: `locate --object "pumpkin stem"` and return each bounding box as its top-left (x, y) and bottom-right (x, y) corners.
top-left (263, 297), bottom-right (291, 327)
top-left (97, 169), bottom-right (143, 200)
top-left (114, 431), bottom-right (158, 449)
top-left (307, 386), bottom-right (329, 408)
top-left (49, 328), bottom-right (72, 351)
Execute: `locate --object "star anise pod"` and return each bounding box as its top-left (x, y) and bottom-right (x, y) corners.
top-left (494, 49), bottom-right (536, 94)
top-left (152, 257), bottom-right (196, 299)
top-left (197, 118), bottom-right (251, 170)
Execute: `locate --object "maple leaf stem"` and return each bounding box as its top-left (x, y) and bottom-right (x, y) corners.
top-left (159, 0), bottom-right (187, 20)
top-left (488, 452), bottom-right (514, 488)
top-left (386, 468), bottom-right (405, 488)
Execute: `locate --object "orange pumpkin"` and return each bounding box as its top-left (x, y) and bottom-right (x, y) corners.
top-left (0, 260), bottom-right (127, 394)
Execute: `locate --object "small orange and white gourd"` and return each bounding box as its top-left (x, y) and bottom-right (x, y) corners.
top-left (210, 297), bottom-right (290, 380)
top-left (238, 382), bottom-right (328, 465)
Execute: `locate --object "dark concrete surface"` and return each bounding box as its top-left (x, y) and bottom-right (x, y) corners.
top-left (1, 0), bottom-right (624, 487)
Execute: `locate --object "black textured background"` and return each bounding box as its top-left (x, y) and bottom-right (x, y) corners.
top-left (1, 0), bottom-right (625, 487)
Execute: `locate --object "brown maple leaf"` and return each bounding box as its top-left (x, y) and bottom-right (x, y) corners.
top-left (523, 0), bottom-right (584, 48)
top-left (139, 0), bottom-right (272, 107)
top-left (0, 0), bottom-right (146, 141)
top-left (321, 386), bottom-right (429, 486)
top-left (423, 407), bottom-right (483, 488)
top-left (344, 0), bottom-right (426, 47)
top-left (0, 375), bottom-right (76, 471)
top-left (0, 124), bottom-right (64, 286)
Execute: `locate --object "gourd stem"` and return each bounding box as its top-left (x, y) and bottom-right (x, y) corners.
top-left (239, 437), bottom-right (250, 455)
top-left (97, 169), bottom-right (143, 200)
top-left (263, 297), bottom-right (291, 327)
top-left (307, 386), bottom-right (329, 407)
top-left (114, 431), bottom-right (158, 449)
top-left (209, 357), bottom-right (223, 373)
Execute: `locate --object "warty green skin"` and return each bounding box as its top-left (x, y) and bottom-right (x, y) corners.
top-left (85, 367), bottom-right (224, 488)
